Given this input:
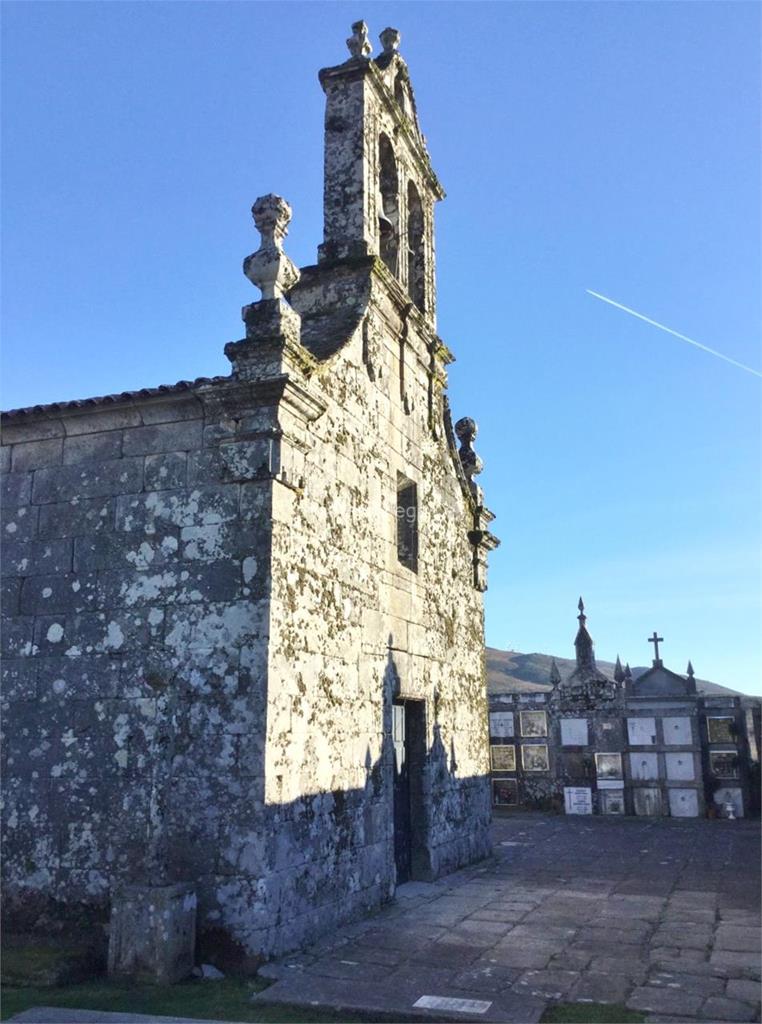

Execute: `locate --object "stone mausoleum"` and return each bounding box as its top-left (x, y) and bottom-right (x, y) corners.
top-left (1, 23), bottom-right (499, 965)
top-left (489, 601), bottom-right (757, 819)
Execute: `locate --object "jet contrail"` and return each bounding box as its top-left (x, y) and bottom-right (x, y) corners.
top-left (587, 289), bottom-right (762, 379)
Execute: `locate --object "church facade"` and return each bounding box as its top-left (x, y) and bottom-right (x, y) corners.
top-left (1, 23), bottom-right (498, 962)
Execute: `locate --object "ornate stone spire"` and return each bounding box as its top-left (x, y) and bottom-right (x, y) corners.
top-left (624, 662), bottom-right (632, 682)
top-left (454, 417), bottom-right (484, 501)
top-left (243, 194), bottom-right (300, 301)
top-left (346, 20), bottom-right (372, 59)
top-left (549, 658), bottom-right (561, 687)
top-left (614, 655), bottom-right (625, 683)
top-left (574, 597), bottom-right (595, 671)
top-left (686, 659), bottom-right (696, 693)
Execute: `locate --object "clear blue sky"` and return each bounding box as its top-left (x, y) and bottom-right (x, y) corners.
top-left (3, 2), bottom-right (760, 693)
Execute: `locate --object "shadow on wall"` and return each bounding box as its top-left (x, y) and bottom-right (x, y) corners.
top-left (2, 638), bottom-right (492, 965)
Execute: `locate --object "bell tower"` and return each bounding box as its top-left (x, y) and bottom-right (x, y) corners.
top-left (318, 22), bottom-right (444, 326)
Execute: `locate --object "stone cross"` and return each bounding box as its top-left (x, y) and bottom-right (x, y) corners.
top-left (346, 21), bottom-right (372, 59)
top-left (648, 631), bottom-right (664, 663)
top-left (243, 194), bottom-right (300, 301)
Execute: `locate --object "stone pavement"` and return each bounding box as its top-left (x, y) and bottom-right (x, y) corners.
top-left (255, 814), bottom-right (761, 1023)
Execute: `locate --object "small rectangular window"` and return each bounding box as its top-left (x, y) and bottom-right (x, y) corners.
top-left (396, 474), bottom-right (418, 572)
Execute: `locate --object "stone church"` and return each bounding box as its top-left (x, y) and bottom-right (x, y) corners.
top-left (1, 23), bottom-right (499, 963)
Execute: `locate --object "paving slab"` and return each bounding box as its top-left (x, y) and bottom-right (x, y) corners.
top-left (726, 979), bottom-right (762, 1005)
top-left (9, 1014), bottom-right (240, 1024)
top-left (250, 970), bottom-right (547, 1023)
top-left (698, 995), bottom-right (760, 1021)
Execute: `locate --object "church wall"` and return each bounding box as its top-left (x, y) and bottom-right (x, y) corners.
top-left (209, 274), bottom-right (491, 958)
top-left (1, 394), bottom-right (274, 936)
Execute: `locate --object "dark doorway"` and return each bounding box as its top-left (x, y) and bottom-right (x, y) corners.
top-left (392, 700), bottom-right (426, 884)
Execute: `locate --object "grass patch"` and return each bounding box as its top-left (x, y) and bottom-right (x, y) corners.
top-left (0, 976), bottom-right (408, 1023)
top-left (541, 1002), bottom-right (646, 1024)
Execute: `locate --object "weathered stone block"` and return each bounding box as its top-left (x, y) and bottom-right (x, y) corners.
top-left (1, 577), bottom-right (22, 616)
top-left (37, 655), bottom-right (120, 699)
top-left (2, 506), bottom-right (39, 545)
top-left (1, 418), bottom-right (64, 444)
top-left (1, 658), bottom-right (37, 701)
top-left (96, 562), bottom-right (241, 608)
top-left (108, 883), bottom-right (197, 984)
top-left (122, 420), bottom-right (203, 456)
top-left (3, 538), bottom-right (73, 577)
top-left (0, 445), bottom-right (11, 474)
top-left (63, 408), bottom-right (143, 435)
top-left (63, 431), bottom-right (123, 465)
top-left (74, 530), bottom-right (181, 572)
top-left (34, 611), bottom-right (149, 656)
top-left (32, 459), bottom-right (143, 504)
top-left (139, 397), bottom-right (203, 425)
top-left (144, 452), bottom-right (187, 491)
top-left (38, 498), bottom-right (115, 539)
top-left (12, 438), bottom-right (63, 472)
top-left (0, 617), bottom-right (34, 657)
top-left (1, 472), bottom-right (32, 507)
top-left (20, 573), bottom-right (97, 615)
top-left (115, 486), bottom-right (239, 532)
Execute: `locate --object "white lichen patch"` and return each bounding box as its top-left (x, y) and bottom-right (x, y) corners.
top-left (46, 623), bottom-right (64, 643)
top-left (104, 622), bottom-right (125, 649)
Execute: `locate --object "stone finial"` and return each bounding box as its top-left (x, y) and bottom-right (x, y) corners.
top-left (624, 662), bottom-right (632, 682)
top-left (614, 655), bottom-right (625, 683)
top-left (454, 417), bottom-right (484, 491)
top-left (347, 21), bottom-right (372, 59)
top-left (380, 27), bottom-right (401, 54)
top-left (243, 194), bottom-right (300, 301)
top-left (549, 658), bottom-right (561, 687)
top-left (686, 660), bottom-right (694, 679)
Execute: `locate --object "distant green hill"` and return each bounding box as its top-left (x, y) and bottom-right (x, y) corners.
top-left (486, 648), bottom-right (757, 702)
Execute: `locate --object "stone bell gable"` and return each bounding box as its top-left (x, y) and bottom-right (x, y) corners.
top-left (1, 22), bottom-right (499, 963)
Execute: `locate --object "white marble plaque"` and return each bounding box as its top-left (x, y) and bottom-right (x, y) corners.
top-left (665, 753), bottom-right (695, 780)
top-left (662, 716), bottom-right (692, 745)
top-left (560, 718), bottom-right (588, 746)
top-left (489, 711), bottom-right (514, 738)
top-left (627, 717), bottom-right (657, 745)
top-left (668, 788), bottom-right (699, 817)
top-left (564, 786), bottom-right (593, 814)
top-left (414, 996), bottom-right (492, 1015)
top-left (629, 752), bottom-right (659, 780)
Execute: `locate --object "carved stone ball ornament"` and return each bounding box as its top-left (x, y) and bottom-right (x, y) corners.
top-left (243, 194), bottom-right (300, 301)
top-left (454, 417), bottom-right (484, 483)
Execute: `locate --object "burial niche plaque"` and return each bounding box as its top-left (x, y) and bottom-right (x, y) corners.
top-left (564, 786), bottom-right (593, 814)
top-left (490, 744), bottom-right (516, 771)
